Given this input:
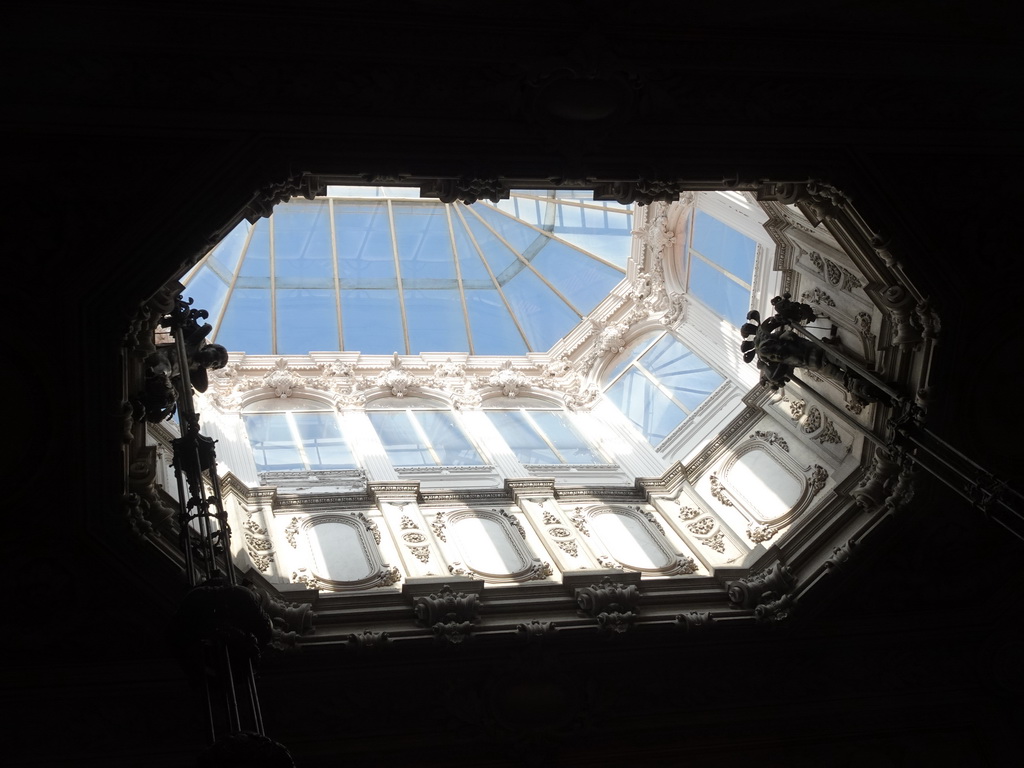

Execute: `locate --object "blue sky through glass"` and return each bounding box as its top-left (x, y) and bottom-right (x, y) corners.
top-left (184, 191), bottom-right (631, 356)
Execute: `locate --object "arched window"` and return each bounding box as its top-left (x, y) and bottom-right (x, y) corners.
top-left (604, 332), bottom-right (724, 445)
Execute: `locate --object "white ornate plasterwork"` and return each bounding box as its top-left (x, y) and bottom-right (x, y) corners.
top-left (284, 517), bottom-right (300, 548)
top-left (433, 507), bottom-right (548, 583)
top-left (750, 430), bottom-right (790, 452)
top-left (266, 358), bottom-right (309, 397)
top-left (580, 504), bottom-right (698, 576)
top-left (376, 353), bottom-right (416, 398)
top-left (296, 514), bottom-right (400, 591)
top-left (807, 251), bottom-right (863, 293)
top-left (634, 202), bottom-right (676, 267)
top-left (488, 360), bottom-right (531, 398)
top-left (242, 513), bottom-right (275, 572)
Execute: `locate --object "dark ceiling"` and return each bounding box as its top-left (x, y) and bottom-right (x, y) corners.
top-left (3, 3), bottom-right (1022, 765)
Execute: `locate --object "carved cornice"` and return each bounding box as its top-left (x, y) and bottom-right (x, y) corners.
top-left (419, 177), bottom-right (509, 205)
top-left (727, 563), bottom-right (796, 613)
top-left (576, 576), bottom-right (640, 616)
top-left (243, 173), bottom-right (324, 223)
top-left (413, 584), bottom-right (480, 626)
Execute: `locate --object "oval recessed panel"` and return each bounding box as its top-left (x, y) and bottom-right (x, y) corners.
top-left (728, 448), bottom-right (803, 522)
top-left (452, 515), bottom-right (528, 576)
top-left (591, 510), bottom-right (669, 570)
top-left (308, 520), bottom-right (374, 582)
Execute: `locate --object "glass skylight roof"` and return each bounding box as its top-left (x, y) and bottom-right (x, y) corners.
top-left (183, 189), bottom-right (632, 356)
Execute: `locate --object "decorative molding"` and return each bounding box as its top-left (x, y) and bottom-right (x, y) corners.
top-left (431, 512), bottom-right (449, 542)
top-left (284, 517), bottom-right (300, 548)
top-left (637, 507), bottom-right (666, 534)
top-left (432, 620), bottom-right (474, 645)
top-left (354, 512), bottom-right (381, 545)
top-left (809, 465), bottom-right (829, 496)
top-left (814, 417), bottom-right (842, 445)
top-left (243, 173), bottom-right (323, 223)
top-left (678, 505), bottom-right (701, 521)
top-left (347, 630), bottom-right (392, 650)
top-left (414, 584), bottom-right (480, 626)
top-left (700, 530), bottom-right (726, 553)
top-left (576, 576), bottom-right (640, 616)
top-left (825, 539), bottom-right (857, 572)
top-left (787, 398), bottom-right (806, 420)
top-left (746, 522), bottom-right (776, 543)
top-left (802, 406), bottom-right (823, 434)
top-left (807, 250), bottom-right (863, 292)
top-left (596, 611), bottom-right (637, 635)
top-left (687, 517), bottom-right (715, 536)
top-left (554, 538), bottom-right (579, 557)
top-left (419, 177), bottom-right (508, 205)
top-left (497, 508), bottom-right (527, 539)
top-left (243, 512), bottom-right (275, 572)
top-left (376, 353), bottom-right (417, 398)
top-left (675, 611), bottom-right (715, 631)
top-left (801, 287), bottom-right (836, 308)
top-left (488, 360), bottom-right (531, 398)
top-left (593, 179), bottom-right (688, 206)
top-left (516, 620), bottom-right (558, 641)
top-left (709, 474), bottom-right (734, 507)
top-left (750, 430), bottom-right (790, 452)
top-left (727, 563), bottom-right (796, 612)
top-left (569, 506), bottom-right (591, 536)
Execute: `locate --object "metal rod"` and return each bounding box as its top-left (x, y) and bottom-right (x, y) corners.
top-left (247, 658), bottom-right (265, 736)
top-left (201, 645), bottom-right (217, 745)
top-left (174, 464), bottom-right (196, 585)
top-left (788, 322), bottom-right (903, 401)
top-left (222, 644), bottom-right (241, 733)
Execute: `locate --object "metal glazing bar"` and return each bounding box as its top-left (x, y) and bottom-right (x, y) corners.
top-left (445, 205), bottom-right (474, 354)
top-left (329, 198), bottom-right (344, 350)
top-left (195, 221), bottom-right (257, 344)
top-left (452, 204), bottom-right (533, 351)
top-left (269, 214), bottom-right (278, 355)
top-left (519, 409), bottom-right (567, 464)
top-left (486, 198), bottom-right (628, 274)
top-left (465, 203), bottom-right (585, 318)
top-left (387, 200), bottom-right (412, 355)
top-left (691, 249), bottom-right (753, 290)
top-left (406, 411), bottom-right (442, 466)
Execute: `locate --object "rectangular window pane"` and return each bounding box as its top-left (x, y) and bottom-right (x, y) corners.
top-left (291, 413), bottom-right (356, 469)
top-left (244, 414), bottom-right (304, 471)
top-left (528, 411), bottom-right (602, 464)
top-left (487, 411), bottom-right (560, 464)
top-left (368, 411), bottom-right (435, 466)
top-left (693, 210), bottom-right (757, 278)
top-left (605, 368), bottom-right (686, 445)
top-left (414, 411), bottom-right (484, 466)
